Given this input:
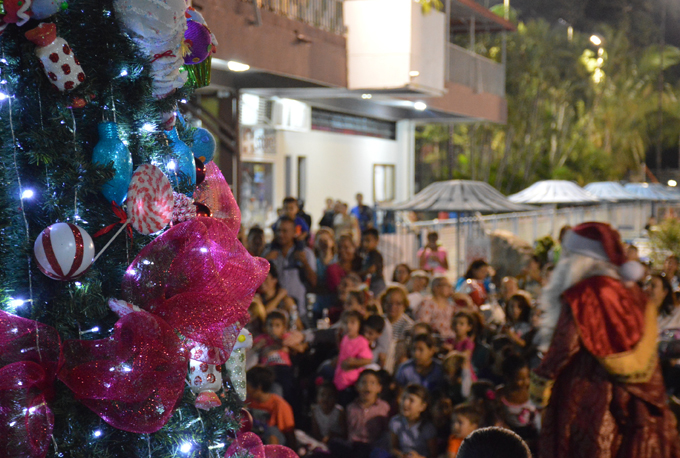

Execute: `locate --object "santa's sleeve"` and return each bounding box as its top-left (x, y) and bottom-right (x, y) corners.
top-left (530, 303), bottom-right (582, 407)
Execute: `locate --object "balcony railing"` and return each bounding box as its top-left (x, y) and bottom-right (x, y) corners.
top-left (246, 0), bottom-right (345, 35)
top-left (448, 43), bottom-right (505, 97)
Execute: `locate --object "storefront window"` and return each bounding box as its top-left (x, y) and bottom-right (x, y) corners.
top-left (241, 162), bottom-right (276, 229)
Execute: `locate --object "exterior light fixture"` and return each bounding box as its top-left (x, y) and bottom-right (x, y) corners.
top-left (409, 70), bottom-right (420, 77)
top-left (414, 101), bottom-right (427, 111)
top-left (361, 94), bottom-right (372, 99)
top-left (590, 35), bottom-right (602, 46)
top-left (227, 61), bottom-right (250, 72)
top-left (669, 180), bottom-right (677, 187)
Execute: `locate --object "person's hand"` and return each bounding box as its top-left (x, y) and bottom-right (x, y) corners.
top-left (265, 251), bottom-right (280, 261)
top-left (404, 451), bottom-right (425, 458)
top-left (275, 287), bottom-right (289, 301)
top-left (293, 250), bottom-right (308, 264)
top-left (283, 329), bottom-right (304, 347)
top-left (341, 358), bottom-right (354, 370)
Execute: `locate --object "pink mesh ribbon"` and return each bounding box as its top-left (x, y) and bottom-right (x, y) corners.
top-left (121, 217), bottom-right (269, 364)
top-left (194, 161), bottom-right (240, 236)
top-left (225, 432), bottom-right (298, 458)
top-left (0, 311), bottom-right (60, 458)
top-left (57, 311), bottom-right (188, 434)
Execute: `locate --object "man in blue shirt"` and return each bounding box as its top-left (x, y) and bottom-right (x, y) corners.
top-left (272, 196), bottom-right (309, 242)
top-left (351, 193), bottom-right (374, 233)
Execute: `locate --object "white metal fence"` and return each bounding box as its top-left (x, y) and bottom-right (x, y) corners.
top-left (378, 201), bottom-right (678, 281)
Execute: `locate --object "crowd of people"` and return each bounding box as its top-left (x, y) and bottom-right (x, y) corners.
top-left (238, 196), bottom-right (680, 458)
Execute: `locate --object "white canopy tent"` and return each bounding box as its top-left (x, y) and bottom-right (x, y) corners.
top-left (584, 182), bottom-right (639, 202)
top-left (508, 180), bottom-right (600, 205)
top-left (383, 180), bottom-right (532, 276)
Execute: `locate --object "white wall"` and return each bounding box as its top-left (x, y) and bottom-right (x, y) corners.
top-left (344, 0), bottom-right (445, 94)
top-left (275, 128), bottom-right (411, 228)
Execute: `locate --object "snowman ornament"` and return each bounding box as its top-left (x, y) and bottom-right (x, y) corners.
top-left (189, 345), bottom-right (224, 410)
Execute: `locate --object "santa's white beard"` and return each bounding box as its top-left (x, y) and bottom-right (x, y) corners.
top-left (536, 251), bottom-right (619, 351)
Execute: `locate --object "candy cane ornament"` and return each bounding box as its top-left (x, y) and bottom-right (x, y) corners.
top-left (127, 164), bottom-right (174, 235)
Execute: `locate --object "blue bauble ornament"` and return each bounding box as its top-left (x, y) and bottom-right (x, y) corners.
top-left (191, 127), bottom-right (216, 163)
top-left (166, 127), bottom-right (196, 195)
top-left (92, 122), bottom-right (133, 206)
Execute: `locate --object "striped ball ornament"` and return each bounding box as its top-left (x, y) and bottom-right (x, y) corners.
top-left (34, 223), bottom-right (95, 281)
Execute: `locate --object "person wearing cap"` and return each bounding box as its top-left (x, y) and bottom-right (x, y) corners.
top-left (531, 222), bottom-right (680, 458)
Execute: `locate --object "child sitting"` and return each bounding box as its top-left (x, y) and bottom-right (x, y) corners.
top-left (357, 228), bottom-right (386, 297)
top-left (430, 395), bottom-right (454, 457)
top-left (253, 310), bottom-right (293, 367)
top-left (363, 314), bottom-right (386, 368)
top-left (447, 403), bottom-right (482, 458)
top-left (333, 369), bottom-right (390, 458)
top-left (311, 381), bottom-right (346, 444)
top-left (452, 310), bottom-right (477, 355)
top-left (442, 352), bottom-right (473, 405)
top-left (469, 381), bottom-right (504, 428)
top-left (496, 352), bottom-right (540, 449)
top-left (253, 310), bottom-right (305, 401)
top-left (389, 384), bottom-right (437, 458)
top-left (246, 366), bottom-right (296, 447)
top-left (395, 334), bottom-right (445, 393)
top-left (334, 310), bottom-right (373, 399)
top-left (503, 294), bottom-right (533, 349)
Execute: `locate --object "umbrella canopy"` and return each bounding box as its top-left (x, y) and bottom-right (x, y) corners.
top-left (383, 180), bottom-right (533, 213)
top-left (584, 182), bottom-right (639, 202)
top-left (508, 180), bottom-right (600, 205)
top-left (624, 183), bottom-right (680, 201)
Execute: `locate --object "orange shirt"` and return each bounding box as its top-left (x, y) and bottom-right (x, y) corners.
top-left (448, 436), bottom-right (464, 456)
top-left (248, 393), bottom-right (295, 433)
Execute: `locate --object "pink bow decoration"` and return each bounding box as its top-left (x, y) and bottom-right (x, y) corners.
top-left (57, 311), bottom-right (188, 434)
top-left (193, 161), bottom-right (240, 236)
top-left (0, 311), bottom-right (61, 458)
top-left (121, 216), bottom-right (269, 364)
top-left (225, 432), bottom-right (298, 458)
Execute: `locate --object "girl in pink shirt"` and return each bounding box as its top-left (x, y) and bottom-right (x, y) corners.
top-left (334, 310), bottom-right (373, 392)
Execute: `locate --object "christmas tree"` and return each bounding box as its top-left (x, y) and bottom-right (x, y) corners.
top-left (0, 1), bottom-right (282, 456)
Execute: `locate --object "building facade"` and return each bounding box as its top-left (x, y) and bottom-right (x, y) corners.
top-left (187, 0), bottom-right (514, 228)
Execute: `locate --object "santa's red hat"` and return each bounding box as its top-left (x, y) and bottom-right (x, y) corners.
top-left (562, 222), bottom-right (645, 281)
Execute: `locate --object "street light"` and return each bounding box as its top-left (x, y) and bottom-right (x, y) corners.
top-left (590, 35), bottom-right (602, 46)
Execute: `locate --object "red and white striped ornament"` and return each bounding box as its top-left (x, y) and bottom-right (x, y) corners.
top-left (127, 164), bottom-right (174, 235)
top-left (34, 223), bottom-right (95, 281)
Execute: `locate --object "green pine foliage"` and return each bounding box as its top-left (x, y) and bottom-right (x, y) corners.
top-left (0, 1), bottom-right (242, 456)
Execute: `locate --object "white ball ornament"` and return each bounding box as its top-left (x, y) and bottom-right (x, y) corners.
top-left (34, 223), bottom-right (95, 281)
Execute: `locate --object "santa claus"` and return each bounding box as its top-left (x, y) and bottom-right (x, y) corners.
top-left (531, 222), bottom-right (680, 458)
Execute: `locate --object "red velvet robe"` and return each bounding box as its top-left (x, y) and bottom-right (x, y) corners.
top-left (532, 276), bottom-right (680, 458)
